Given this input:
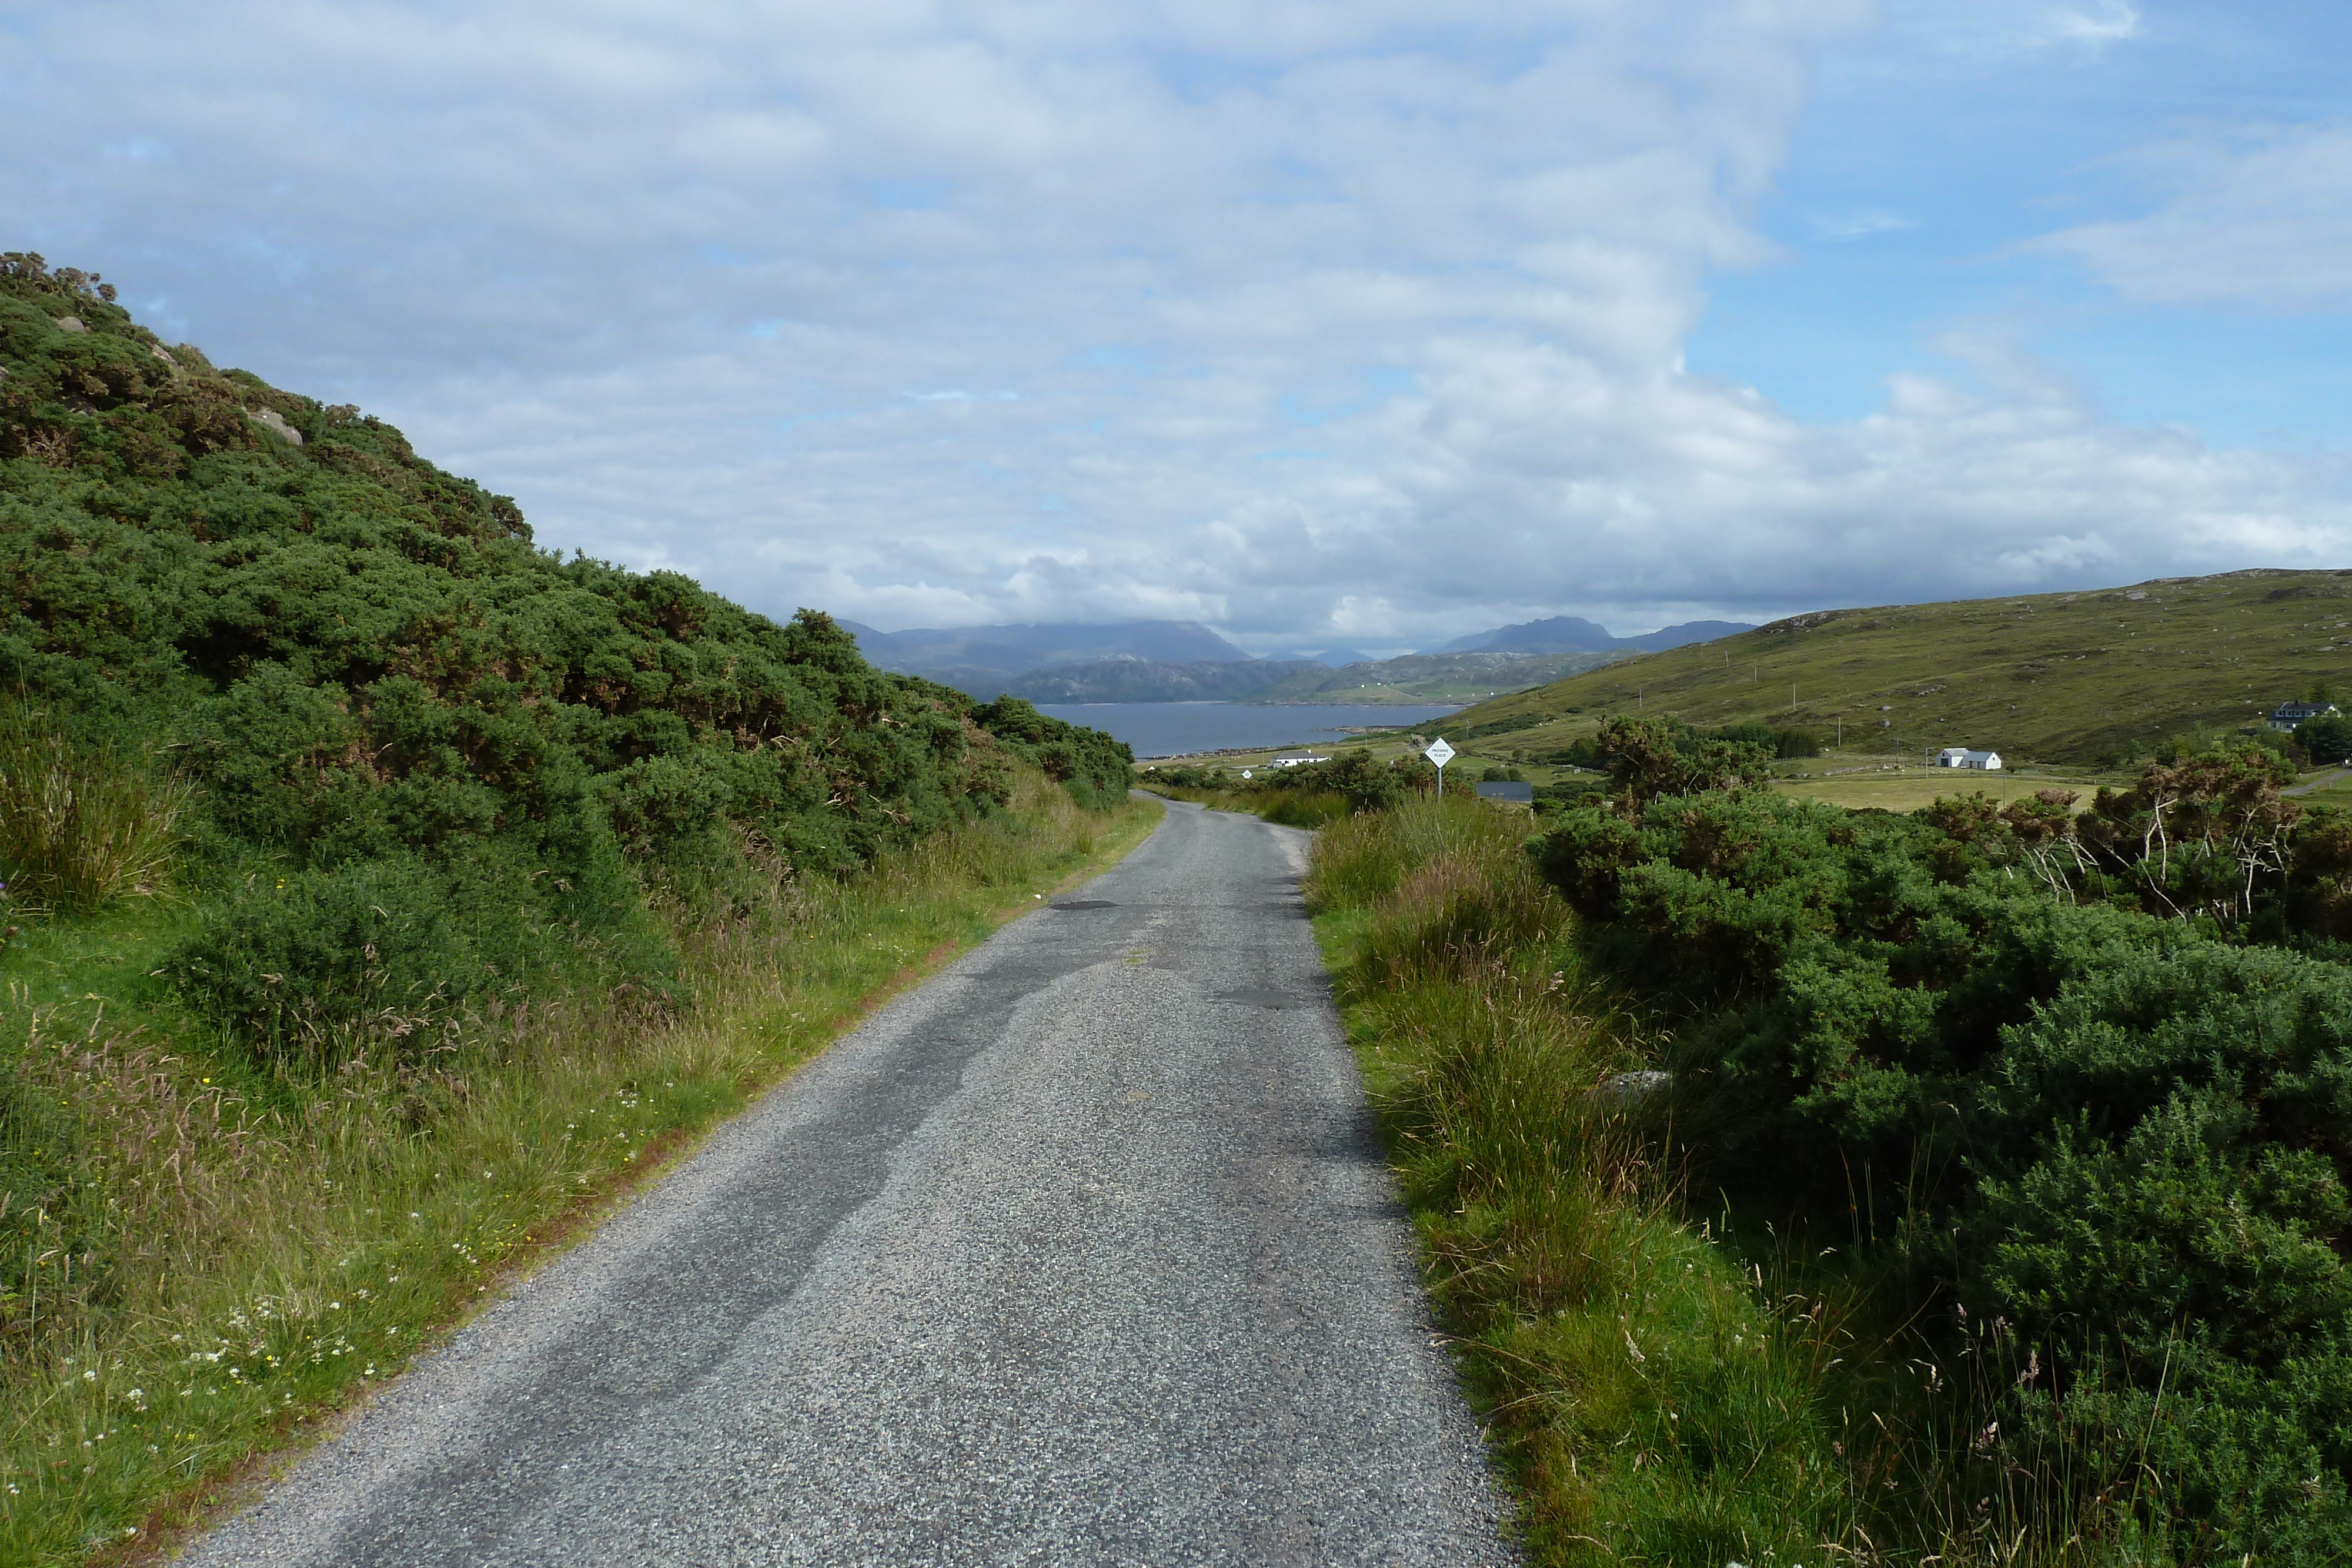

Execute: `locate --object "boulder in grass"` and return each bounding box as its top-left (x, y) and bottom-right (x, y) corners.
top-left (53, 315), bottom-right (86, 333)
top-left (246, 407), bottom-right (304, 445)
top-left (1598, 1069), bottom-right (1672, 1106)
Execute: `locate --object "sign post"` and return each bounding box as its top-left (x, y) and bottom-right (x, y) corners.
top-left (1423, 737), bottom-right (1454, 795)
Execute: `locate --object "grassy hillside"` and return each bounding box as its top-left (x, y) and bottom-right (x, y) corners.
top-left (1448, 569), bottom-right (2352, 764)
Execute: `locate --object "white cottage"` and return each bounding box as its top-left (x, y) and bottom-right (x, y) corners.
top-left (1935, 747), bottom-right (2003, 771)
top-left (1269, 752), bottom-right (1329, 767)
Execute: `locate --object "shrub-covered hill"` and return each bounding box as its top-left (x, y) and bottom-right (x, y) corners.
top-left (0, 253), bottom-right (1130, 1052)
top-left (1445, 569), bottom-right (2352, 765)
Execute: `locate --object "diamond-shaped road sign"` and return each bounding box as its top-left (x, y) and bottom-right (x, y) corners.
top-left (1424, 738), bottom-right (1455, 768)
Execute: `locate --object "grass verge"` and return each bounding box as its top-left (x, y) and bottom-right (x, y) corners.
top-left (1307, 797), bottom-right (1856, 1563)
top-left (0, 775), bottom-right (1158, 1566)
top-left (1305, 796), bottom-right (2139, 1567)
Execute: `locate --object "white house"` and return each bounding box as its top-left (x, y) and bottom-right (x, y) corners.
top-left (1269, 752), bottom-right (1329, 767)
top-left (1935, 747), bottom-right (2003, 771)
top-left (2270, 701), bottom-right (2340, 733)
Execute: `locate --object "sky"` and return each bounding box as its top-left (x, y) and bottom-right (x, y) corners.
top-left (5, 0), bottom-right (2350, 656)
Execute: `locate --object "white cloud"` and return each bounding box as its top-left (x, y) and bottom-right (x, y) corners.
top-left (2, 0), bottom-right (2343, 654)
top-left (2042, 1), bottom-right (2140, 48)
top-left (2040, 123), bottom-right (2352, 310)
top-left (1902, 0), bottom-right (2140, 58)
top-left (1814, 210), bottom-right (1917, 241)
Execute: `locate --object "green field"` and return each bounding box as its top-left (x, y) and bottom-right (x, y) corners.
top-left (1444, 568), bottom-right (2352, 764)
top-left (1145, 735), bottom-right (2120, 815)
top-left (1770, 762), bottom-right (2105, 813)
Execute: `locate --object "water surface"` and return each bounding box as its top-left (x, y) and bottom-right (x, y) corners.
top-left (1036, 701), bottom-right (1466, 759)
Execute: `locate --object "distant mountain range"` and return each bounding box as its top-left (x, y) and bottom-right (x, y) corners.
top-left (988, 648), bottom-right (1633, 706)
top-left (1430, 616), bottom-right (1754, 656)
top-left (837, 620), bottom-right (1252, 693)
top-left (831, 613), bottom-right (1748, 706)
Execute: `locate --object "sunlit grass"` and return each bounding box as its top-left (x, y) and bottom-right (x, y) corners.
top-left (0, 775), bottom-right (1157, 1564)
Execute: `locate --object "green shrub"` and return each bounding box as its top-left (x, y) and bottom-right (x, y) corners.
top-left (2299, 711), bottom-right (2352, 763)
top-left (1524, 714), bottom-right (2352, 1557)
top-left (1708, 720), bottom-right (1823, 758)
top-left (166, 848), bottom-right (674, 1063)
top-left (1258, 789), bottom-right (1349, 828)
top-left (1266, 748), bottom-right (1418, 811)
top-left (970, 697), bottom-right (1134, 805)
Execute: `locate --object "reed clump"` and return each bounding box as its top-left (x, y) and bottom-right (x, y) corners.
top-left (0, 707), bottom-right (188, 914)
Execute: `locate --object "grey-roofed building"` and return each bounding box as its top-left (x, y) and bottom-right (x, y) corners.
top-left (2271, 701), bottom-right (2340, 733)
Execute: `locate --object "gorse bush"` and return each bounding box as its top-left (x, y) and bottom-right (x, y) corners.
top-left (967, 697), bottom-right (1134, 805)
top-left (0, 255), bottom-right (1132, 1065)
top-left (1532, 715), bottom-right (2352, 1558)
top-left (1146, 747), bottom-right (1462, 824)
top-left (2296, 710), bottom-right (2352, 763)
top-left (166, 846), bottom-right (670, 1060)
top-left (1547, 715), bottom-right (1820, 771)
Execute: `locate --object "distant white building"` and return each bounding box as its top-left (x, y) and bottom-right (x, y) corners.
top-left (2270, 701), bottom-right (2340, 733)
top-left (1935, 747), bottom-right (2003, 771)
top-left (1269, 752), bottom-right (1329, 767)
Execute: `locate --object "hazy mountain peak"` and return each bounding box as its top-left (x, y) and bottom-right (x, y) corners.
top-left (844, 618), bottom-right (1254, 694)
top-left (1430, 616), bottom-right (1754, 657)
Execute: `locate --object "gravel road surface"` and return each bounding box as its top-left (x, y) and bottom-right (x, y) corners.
top-left (185, 798), bottom-right (1514, 1566)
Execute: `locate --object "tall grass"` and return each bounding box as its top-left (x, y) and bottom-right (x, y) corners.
top-left (0, 774), bottom-right (1155, 1564)
top-left (0, 708), bottom-right (188, 913)
top-left (1310, 798), bottom-right (1859, 1562)
top-left (1138, 783), bottom-right (1354, 828)
top-left (1307, 798), bottom-right (2166, 1567)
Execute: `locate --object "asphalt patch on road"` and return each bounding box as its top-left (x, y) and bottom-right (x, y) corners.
top-left (1050, 898), bottom-right (1118, 910)
top-left (1215, 987), bottom-right (1301, 1010)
